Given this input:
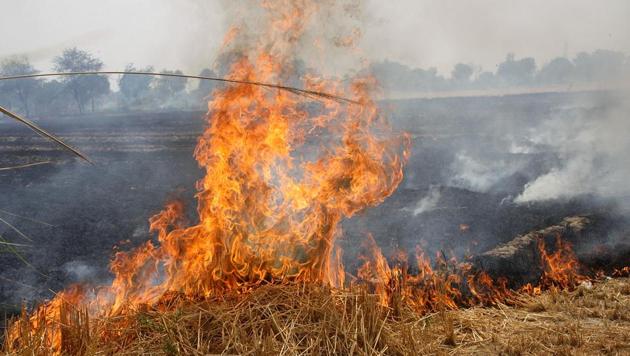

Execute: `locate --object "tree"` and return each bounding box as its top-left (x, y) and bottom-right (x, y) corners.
top-left (152, 70), bottom-right (188, 108)
top-left (153, 70), bottom-right (187, 95)
top-left (537, 57), bottom-right (574, 85)
top-left (496, 54), bottom-right (536, 86)
top-left (450, 63), bottom-right (474, 90)
top-left (451, 63), bottom-right (473, 83)
top-left (119, 64), bottom-right (154, 109)
top-left (33, 80), bottom-right (72, 115)
top-left (196, 68), bottom-right (217, 95)
top-left (370, 60), bottom-right (447, 92)
top-left (214, 50), bottom-right (245, 77)
top-left (0, 56), bottom-right (40, 115)
top-left (573, 50), bottom-right (626, 82)
top-left (191, 68), bottom-right (218, 109)
top-left (53, 48), bottom-right (110, 113)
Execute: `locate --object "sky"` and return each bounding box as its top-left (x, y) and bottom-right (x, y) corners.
top-left (1, 0), bottom-right (629, 76)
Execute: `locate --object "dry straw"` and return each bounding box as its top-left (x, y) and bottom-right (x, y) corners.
top-left (4, 278), bottom-right (630, 355)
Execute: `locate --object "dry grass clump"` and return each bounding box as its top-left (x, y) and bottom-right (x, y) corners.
top-left (4, 278), bottom-right (630, 355)
top-left (451, 278), bottom-right (630, 355)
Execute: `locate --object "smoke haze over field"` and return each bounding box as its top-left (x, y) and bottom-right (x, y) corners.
top-left (515, 92), bottom-right (630, 204)
top-left (1, 0), bottom-right (629, 76)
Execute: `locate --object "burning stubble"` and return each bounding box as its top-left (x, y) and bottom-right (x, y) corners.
top-left (4, 1), bottom-right (630, 355)
top-left (6, 1), bottom-right (409, 351)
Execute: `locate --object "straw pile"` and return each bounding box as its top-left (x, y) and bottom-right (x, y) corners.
top-left (4, 278), bottom-right (630, 355)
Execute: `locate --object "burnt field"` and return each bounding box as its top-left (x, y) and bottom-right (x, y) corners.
top-left (1, 91), bottom-right (629, 321)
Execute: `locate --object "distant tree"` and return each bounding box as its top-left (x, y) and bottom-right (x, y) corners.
top-left (451, 63), bottom-right (473, 83)
top-left (33, 80), bottom-right (73, 115)
top-left (53, 48), bottom-right (110, 113)
top-left (370, 60), bottom-right (447, 92)
top-left (537, 57), bottom-right (574, 85)
top-left (0, 56), bottom-right (40, 115)
top-left (370, 60), bottom-right (415, 90)
top-left (190, 68), bottom-right (218, 109)
top-left (573, 50), bottom-right (626, 82)
top-left (152, 70), bottom-right (187, 106)
top-left (450, 63), bottom-right (474, 90)
top-left (286, 59), bottom-right (309, 88)
top-left (496, 54), bottom-right (536, 86)
top-left (196, 68), bottom-right (217, 95)
top-left (119, 64), bottom-right (154, 109)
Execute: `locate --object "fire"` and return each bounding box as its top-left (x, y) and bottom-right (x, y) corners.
top-left (520, 234), bottom-right (587, 295)
top-left (4, 1), bottom-right (623, 354)
top-left (355, 235), bottom-right (516, 313)
top-left (6, 285), bottom-right (87, 353)
top-left (8, 1), bottom-right (409, 352)
top-left (100, 1), bottom-right (409, 312)
top-left (537, 234), bottom-right (586, 289)
top-left (354, 233), bottom-right (590, 314)
top-left (613, 266), bottom-right (630, 277)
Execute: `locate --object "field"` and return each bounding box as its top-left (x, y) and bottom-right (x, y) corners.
top-left (2, 91), bottom-right (629, 351)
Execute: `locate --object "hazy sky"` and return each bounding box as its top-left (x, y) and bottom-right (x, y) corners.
top-left (1, 0), bottom-right (628, 76)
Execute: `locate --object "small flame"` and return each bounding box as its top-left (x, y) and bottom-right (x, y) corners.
top-left (537, 234), bottom-right (587, 290)
top-left (354, 233), bottom-right (589, 314)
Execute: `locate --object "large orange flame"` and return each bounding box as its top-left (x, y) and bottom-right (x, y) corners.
top-left (101, 4), bottom-right (409, 311)
top-left (7, 2), bottom-right (409, 352)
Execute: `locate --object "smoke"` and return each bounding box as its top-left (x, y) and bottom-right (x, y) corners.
top-left (63, 260), bottom-right (97, 282)
top-left (431, 88), bottom-right (630, 208)
top-left (0, 110), bottom-right (205, 305)
top-left (449, 151), bottom-right (526, 193)
top-left (515, 91), bottom-right (630, 203)
top-left (362, 0), bottom-right (630, 75)
top-left (410, 185), bottom-right (441, 216)
top-left (216, 0), bottom-right (369, 77)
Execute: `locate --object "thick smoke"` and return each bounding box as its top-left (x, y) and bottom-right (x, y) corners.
top-left (516, 91), bottom-right (630, 203)
top-left (217, 0), bottom-right (368, 77)
top-left (449, 151), bottom-right (526, 193)
top-left (437, 88), bottom-right (630, 209)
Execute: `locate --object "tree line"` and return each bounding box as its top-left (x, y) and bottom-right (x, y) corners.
top-left (0, 48), bottom-right (216, 117)
top-left (1, 47), bottom-right (629, 117)
top-left (370, 49), bottom-right (630, 93)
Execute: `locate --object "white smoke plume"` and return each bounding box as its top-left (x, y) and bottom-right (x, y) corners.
top-left (410, 185), bottom-right (441, 216)
top-left (449, 151), bottom-right (525, 192)
top-left (516, 91), bottom-right (630, 203)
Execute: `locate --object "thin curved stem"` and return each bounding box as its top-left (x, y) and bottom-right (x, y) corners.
top-left (0, 105), bottom-right (93, 164)
top-left (0, 160), bottom-right (53, 171)
top-left (0, 71), bottom-right (359, 164)
top-left (0, 71), bottom-right (359, 105)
